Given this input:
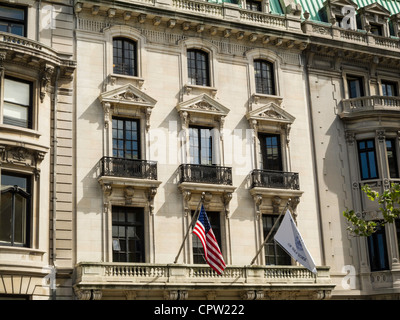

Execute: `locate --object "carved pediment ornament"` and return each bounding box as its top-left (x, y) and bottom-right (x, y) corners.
top-left (0, 145), bottom-right (46, 177)
top-left (247, 103), bottom-right (295, 125)
top-left (176, 93), bottom-right (230, 119)
top-left (99, 84), bottom-right (157, 129)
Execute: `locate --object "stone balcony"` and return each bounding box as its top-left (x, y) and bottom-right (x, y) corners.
top-left (339, 96), bottom-right (400, 119)
top-left (73, 262), bottom-right (334, 300)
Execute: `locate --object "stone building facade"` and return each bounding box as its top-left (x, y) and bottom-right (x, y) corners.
top-left (1, 0), bottom-right (400, 300)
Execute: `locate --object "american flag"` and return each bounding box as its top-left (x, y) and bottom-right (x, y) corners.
top-left (193, 205), bottom-right (226, 275)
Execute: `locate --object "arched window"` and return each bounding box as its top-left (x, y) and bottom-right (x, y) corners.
top-left (113, 38), bottom-right (137, 76)
top-left (187, 49), bottom-right (210, 87)
top-left (0, 172), bottom-right (31, 247)
top-left (254, 59), bottom-right (275, 95)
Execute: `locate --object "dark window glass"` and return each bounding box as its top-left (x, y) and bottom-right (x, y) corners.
top-left (187, 49), bottom-right (210, 87)
top-left (113, 38), bottom-right (137, 76)
top-left (3, 77), bottom-right (32, 128)
top-left (254, 60), bottom-right (275, 95)
top-left (192, 211), bottom-right (221, 264)
top-left (112, 206), bottom-right (144, 262)
top-left (189, 126), bottom-right (212, 165)
top-left (259, 133), bottom-right (282, 171)
top-left (347, 75), bottom-right (364, 98)
top-left (0, 5), bottom-right (26, 37)
top-left (367, 224), bottom-right (389, 272)
top-left (246, 0), bottom-right (261, 11)
top-left (386, 139), bottom-right (399, 178)
top-left (358, 139), bottom-right (378, 180)
top-left (370, 23), bottom-right (383, 36)
top-left (382, 81), bottom-right (398, 97)
top-left (112, 117), bottom-right (140, 159)
top-left (0, 172), bottom-right (30, 247)
top-left (396, 219), bottom-right (400, 259)
top-left (263, 215), bottom-right (291, 265)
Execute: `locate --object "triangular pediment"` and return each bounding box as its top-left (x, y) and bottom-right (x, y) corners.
top-left (360, 3), bottom-right (390, 16)
top-left (324, 0), bottom-right (358, 9)
top-left (99, 84), bottom-right (157, 108)
top-left (176, 94), bottom-right (230, 117)
top-left (246, 103), bottom-right (295, 124)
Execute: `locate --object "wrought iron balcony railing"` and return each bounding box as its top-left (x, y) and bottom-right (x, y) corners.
top-left (179, 164), bottom-right (233, 185)
top-left (99, 156), bottom-right (157, 180)
top-left (250, 169), bottom-right (300, 190)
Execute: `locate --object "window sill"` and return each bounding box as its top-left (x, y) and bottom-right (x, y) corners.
top-left (252, 93), bottom-right (283, 105)
top-left (108, 74), bottom-right (145, 89)
top-left (0, 123), bottom-right (41, 138)
top-left (184, 84), bottom-right (217, 98)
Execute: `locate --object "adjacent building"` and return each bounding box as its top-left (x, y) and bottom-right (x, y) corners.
top-left (1, 0), bottom-right (400, 300)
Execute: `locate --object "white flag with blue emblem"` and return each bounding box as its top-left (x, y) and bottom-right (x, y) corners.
top-left (274, 210), bottom-right (317, 274)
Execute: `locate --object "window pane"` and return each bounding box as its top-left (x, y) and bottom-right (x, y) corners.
top-left (3, 102), bottom-right (28, 127)
top-left (367, 225), bottom-right (389, 271)
top-left (1, 173), bottom-right (30, 246)
top-left (262, 215), bottom-right (291, 265)
top-left (187, 49), bottom-right (209, 86)
top-left (4, 78), bottom-right (30, 106)
top-left (0, 6), bottom-right (24, 20)
top-left (358, 140), bottom-right (378, 180)
top-left (386, 139), bottom-right (399, 178)
top-left (13, 194), bottom-right (26, 245)
top-left (254, 60), bottom-right (275, 95)
top-left (113, 38), bottom-right (137, 76)
top-left (0, 192), bottom-right (12, 243)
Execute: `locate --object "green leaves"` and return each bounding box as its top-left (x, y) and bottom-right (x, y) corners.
top-left (343, 183), bottom-right (400, 237)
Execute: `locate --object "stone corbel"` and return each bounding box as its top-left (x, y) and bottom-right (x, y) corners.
top-left (203, 192), bottom-right (213, 211)
top-left (103, 102), bottom-right (111, 128)
top-left (183, 190), bottom-right (191, 217)
top-left (164, 290), bottom-right (188, 300)
top-left (147, 187), bottom-right (157, 215)
top-left (272, 196), bottom-right (281, 214)
top-left (290, 197), bottom-right (300, 220)
top-left (376, 129), bottom-right (385, 142)
top-left (241, 290), bottom-right (264, 300)
top-left (74, 288), bottom-right (102, 300)
top-left (223, 192), bottom-right (233, 218)
top-left (40, 64), bottom-right (55, 103)
top-left (124, 186), bottom-right (134, 205)
top-left (0, 50), bottom-right (7, 72)
top-left (180, 111), bottom-right (189, 130)
top-left (145, 107), bottom-right (152, 132)
top-left (253, 194), bottom-right (263, 220)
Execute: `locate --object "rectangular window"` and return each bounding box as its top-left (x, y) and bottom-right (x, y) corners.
top-left (112, 206), bottom-right (144, 262)
top-left (189, 126), bottom-right (212, 165)
top-left (382, 80), bottom-right (398, 97)
top-left (254, 60), bottom-right (275, 95)
top-left (113, 38), bottom-right (137, 76)
top-left (246, 0), bottom-right (261, 11)
top-left (263, 215), bottom-right (291, 265)
top-left (192, 211), bottom-right (221, 264)
top-left (367, 224), bottom-right (389, 272)
top-left (112, 117), bottom-right (140, 159)
top-left (0, 5), bottom-right (26, 37)
top-left (358, 139), bottom-right (378, 180)
top-left (386, 139), bottom-right (399, 178)
top-left (187, 49), bottom-right (210, 87)
top-left (370, 23), bottom-right (383, 36)
top-left (3, 77), bottom-right (32, 128)
top-left (347, 75), bottom-right (364, 98)
top-left (0, 172), bottom-right (31, 247)
top-left (259, 133), bottom-right (282, 171)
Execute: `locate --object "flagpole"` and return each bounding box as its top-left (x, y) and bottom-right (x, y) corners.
top-left (174, 192), bottom-right (205, 264)
top-left (250, 198), bottom-right (291, 266)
